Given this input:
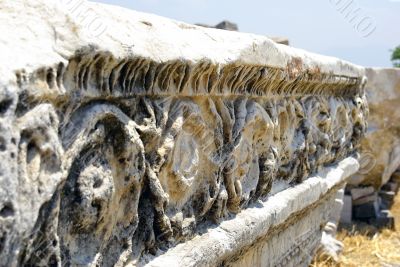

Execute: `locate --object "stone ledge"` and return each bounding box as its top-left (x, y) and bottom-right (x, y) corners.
top-left (141, 157), bottom-right (359, 267)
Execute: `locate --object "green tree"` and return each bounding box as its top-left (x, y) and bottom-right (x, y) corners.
top-left (391, 46), bottom-right (400, 67)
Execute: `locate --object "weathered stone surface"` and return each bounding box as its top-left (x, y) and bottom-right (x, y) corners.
top-left (142, 158), bottom-right (359, 267)
top-left (350, 186), bottom-right (375, 200)
top-left (352, 193), bottom-right (377, 206)
top-left (269, 37), bottom-right (290, 46)
top-left (341, 68), bottom-right (400, 226)
top-left (340, 194), bottom-right (353, 224)
top-left (196, 22), bottom-right (289, 45)
top-left (353, 68), bottom-right (400, 188)
top-left (319, 223), bottom-right (344, 262)
top-left (0, 1), bottom-right (367, 266)
top-left (315, 187), bottom-right (345, 262)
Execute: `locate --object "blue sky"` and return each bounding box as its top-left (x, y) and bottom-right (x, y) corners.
top-left (94, 0), bottom-right (399, 67)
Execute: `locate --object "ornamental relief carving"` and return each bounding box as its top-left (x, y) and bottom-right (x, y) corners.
top-left (4, 49), bottom-right (367, 266)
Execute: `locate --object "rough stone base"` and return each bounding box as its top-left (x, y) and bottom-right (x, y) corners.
top-left (228, 193), bottom-right (336, 267)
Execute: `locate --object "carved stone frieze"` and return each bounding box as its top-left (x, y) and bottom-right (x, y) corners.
top-left (0, 1), bottom-right (367, 266)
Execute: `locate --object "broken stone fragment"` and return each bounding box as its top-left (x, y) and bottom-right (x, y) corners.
top-left (356, 68), bottom-right (400, 189)
top-left (350, 186), bottom-right (375, 200)
top-left (352, 193), bottom-right (378, 206)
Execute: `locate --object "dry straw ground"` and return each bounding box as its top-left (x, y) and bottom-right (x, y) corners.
top-left (312, 192), bottom-right (400, 267)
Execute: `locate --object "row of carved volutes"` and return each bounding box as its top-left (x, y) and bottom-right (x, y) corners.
top-left (14, 47), bottom-right (365, 100)
top-left (0, 91), bottom-right (367, 266)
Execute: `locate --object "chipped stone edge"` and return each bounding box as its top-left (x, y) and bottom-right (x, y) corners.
top-left (139, 157), bottom-right (359, 267)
